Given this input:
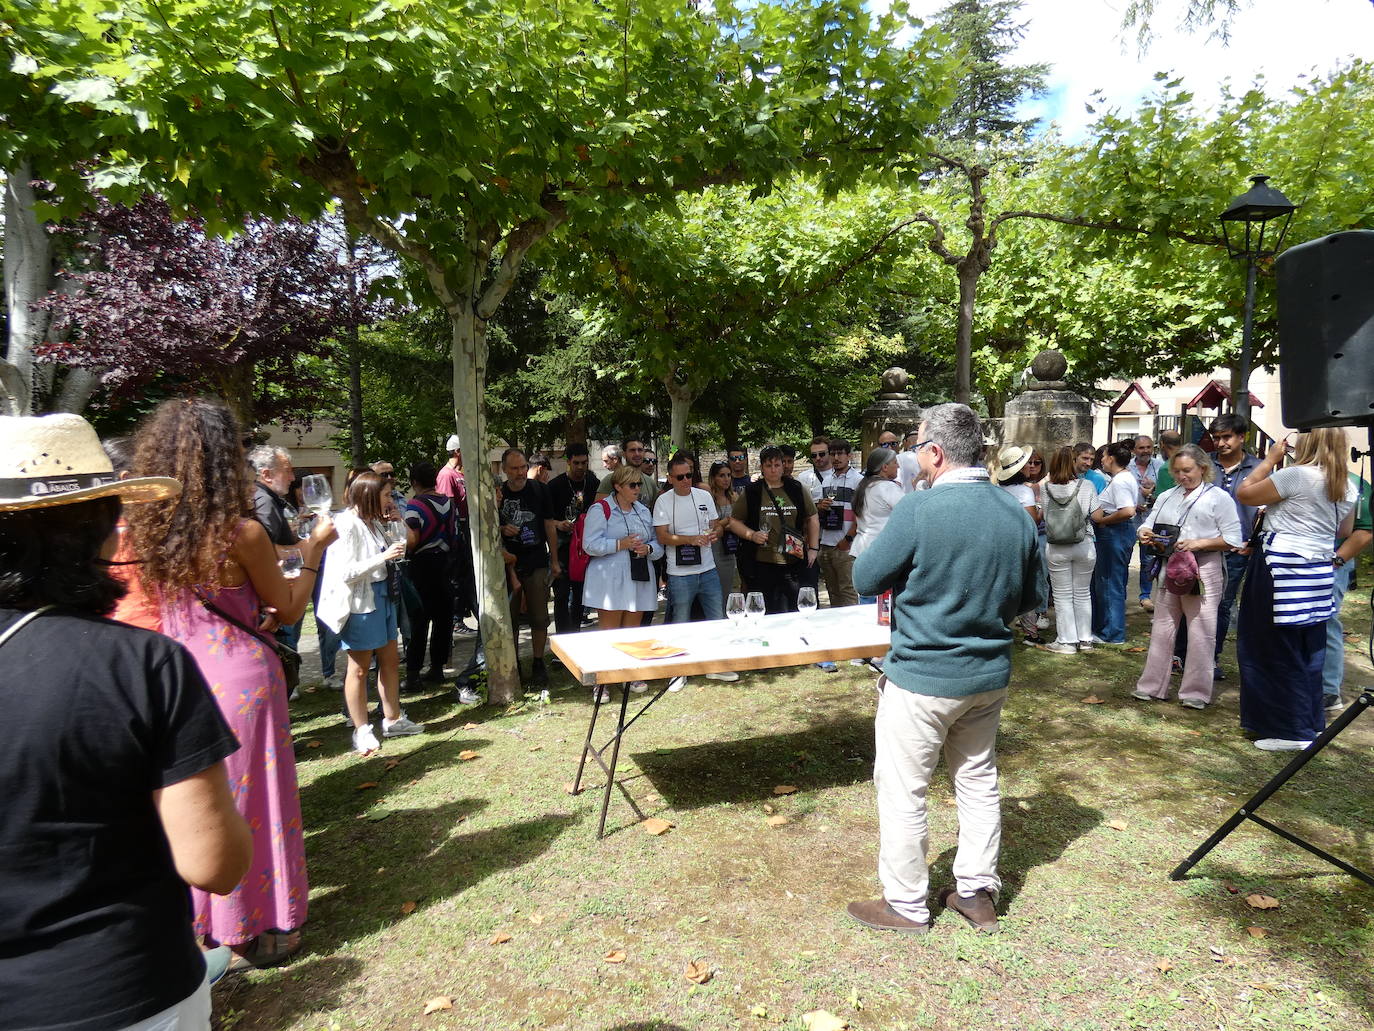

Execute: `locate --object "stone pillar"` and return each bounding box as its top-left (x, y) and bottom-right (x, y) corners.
top-left (859, 368), bottom-right (922, 462)
top-left (1001, 350), bottom-right (1093, 462)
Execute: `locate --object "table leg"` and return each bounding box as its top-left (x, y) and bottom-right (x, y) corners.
top-left (571, 686), bottom-right (606, 796)
top-left (597, 688), bottom-right (634, 840)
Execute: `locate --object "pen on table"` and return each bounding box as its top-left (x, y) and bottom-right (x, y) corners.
top-left (800, 635), bottom-right (810, 646)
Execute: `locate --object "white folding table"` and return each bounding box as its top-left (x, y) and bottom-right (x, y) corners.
top-left (550, 606), bottom-right (891, 838)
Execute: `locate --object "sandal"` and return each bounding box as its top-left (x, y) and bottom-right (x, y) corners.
top-left (226, 928), bottom-right (303, 971)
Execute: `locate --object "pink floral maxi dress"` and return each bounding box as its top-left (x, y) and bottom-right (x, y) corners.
top-left (161, 580), bottom-right (308, 944)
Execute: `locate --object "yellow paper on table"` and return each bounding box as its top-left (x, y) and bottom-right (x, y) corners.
top-left (613, 639), bottom-right (688, 660)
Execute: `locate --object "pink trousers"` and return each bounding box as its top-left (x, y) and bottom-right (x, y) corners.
top-left (1134, 551), bottom-right (1225, 705)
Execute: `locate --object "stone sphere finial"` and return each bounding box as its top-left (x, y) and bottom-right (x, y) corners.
top-left (879, 367), bottom-right (909, 396)
top-left (1030, 349), bottom-right (1067, 384)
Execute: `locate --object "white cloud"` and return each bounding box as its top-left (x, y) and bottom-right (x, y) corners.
top-left (905, 0), bottom-right (1373, 139)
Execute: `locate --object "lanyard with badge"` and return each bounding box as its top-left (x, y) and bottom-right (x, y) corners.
top-left (821, 472), bottom-right (845, 531)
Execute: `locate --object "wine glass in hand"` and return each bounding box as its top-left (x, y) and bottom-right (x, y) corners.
top-left (301, 474), bottom-right (333, 517)
top-left (278, 547), bottom-right (304, 580)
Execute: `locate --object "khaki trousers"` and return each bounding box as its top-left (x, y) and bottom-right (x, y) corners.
top-left (874, 679), bottom-right (1007, 924)
top-left (819, 545), bottom-right (858, 606)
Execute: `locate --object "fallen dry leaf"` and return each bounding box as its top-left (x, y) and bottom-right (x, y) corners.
top-left (1126, 646), bottom-right (1147, 653)
top-left (563, 782), bottom-right (577, 794)
top-left (458, 750), bottom-right (481, 762)
top-left (1245, 981), bottom-right (1280, 992)
top-left (642, 817), bottom-right (674, 836)
top-left (772, 784), bottom-right (798, 795)
top-left (1224, 883), bottom-right (1241, 894)
top-left (422, 996), bottom-right (453, 1014)
top-left (528, 914), bottom-right (545, 926)
top-left (384, 759), bottom-right (400, 770)
top-left (1155, 958), bottom-right (1174, 973)
top-left (750, 1005), bottom-right (768, 1018)
top-left (762, 803), bottom-right (776, 815)
top-left (528, 745), bottom-right (543, 752)
top-left (462, 722), bottom-right (480, 730)
top-left (489, 931), bottom-right (512, 945)
top-left (1245, 893), bottom-right (1280, 910)
top-left (1246, 925), bottom-right (1269, 938)
top-left (400, 900), bottom-right (417, 915)
top-left (1209, 945), bottom-right (1226, 957)
top-left (356, 781), bottom-right (379, 791)
top-left (684, 960), bottom-right (712, 984)
top-left (766, 814), bottom-right (790, 828)
top-left (604, 949), bottom-right (627, 963)
top-left (305, 740), bottom-right (323, 749)
top-left (1081, 694), bottom-right (1106, 704)
top-left (801, 1011), bottom-right (849, 1031)
top-left (1107, 819), bottom-right (1129, 831)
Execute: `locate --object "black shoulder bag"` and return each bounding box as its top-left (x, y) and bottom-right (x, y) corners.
top-left (193, 588), bottom-right (302, 692)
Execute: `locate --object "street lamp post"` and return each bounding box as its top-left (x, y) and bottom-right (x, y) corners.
top-left (1219, 174), bottom-right (1297, 423)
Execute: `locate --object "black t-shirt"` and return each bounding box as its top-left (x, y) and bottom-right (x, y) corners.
top-left (547, 472), bottom-right (599, 556)
top-left (253, 483), bottom-right (297, 546)
top-left (499, 478), bottom-right (554, 573)
top-left (0, 608), bottom-right (239, 1031)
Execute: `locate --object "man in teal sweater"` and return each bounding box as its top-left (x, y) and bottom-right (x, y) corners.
top-left (847, 403), bottom-right (1044, 935)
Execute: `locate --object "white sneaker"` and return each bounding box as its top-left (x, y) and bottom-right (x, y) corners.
top-left (456, 687), bottom-right (481, 705)
top-left (628, 680), bottom-right (649, 693)
top-left (288, 687), bottom-right (301, 702)
top-left (382, 714), bottom-right (425, 737)
top-left (667, 676), bottom-right (687, 692)
top-left (1043, 641), bottom-right (1078, 655)
top-left (593, 687), bottom-right (611, 704)
top-left (704, 670), bottom-right (740, 682)
top-left (324, 672), bottom-right (343, 689)
top-left (1036, 614), bottom-right (1051, 631)
top-left (352, 724), bottom-right (381, 755)
top-left (1254, 738), bottom-right (1314, 751)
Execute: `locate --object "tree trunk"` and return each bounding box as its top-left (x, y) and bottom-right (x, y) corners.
top-left (954, 264), bottom-right (978, 406)
top-left (718, 403), bottom-right (742, 453)
top-left (564, 415), bottom-right (588, 445)
top-left (344, 226), bottom-right (366, 461)
top-left (2, 159), bottom-right (53, 415)
top-left (449, 301), bottom-right (521, 706)
top-left (53, 367), bottom-right (102, 413)
top-left (215, 363), bottom-right (256, 427)
top-left (665, 375), bottom-right (695, 453)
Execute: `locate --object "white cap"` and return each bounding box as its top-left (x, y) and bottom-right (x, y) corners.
top-left (445, 434), bottom-right (461, 452)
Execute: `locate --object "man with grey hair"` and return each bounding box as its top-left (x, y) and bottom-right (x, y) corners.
top-left (601, 444), bottom-right (623, 473)
top-left (249, 445), bottom-right (297, 547)
top-left (848, 403), bottom-right (1044, 935)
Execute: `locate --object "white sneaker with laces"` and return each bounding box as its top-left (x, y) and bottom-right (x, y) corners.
top-left (382, 714), bottom-right (425, 737)
top-left (1043, 641), bottom-right (1077, 655)
top-left (352, 724), bottom-right (381, 755)
top-left (593, 687), bottom-right (611, 704)
top-left (667, 676), bottom-right (687, 692)
top-left (1035, 614), bottom-right (1051, 631)
top-left (628, 680), bottom-right (649, 693)
top-left (456, 687), bottom-right (481, 705)
top-left (704, 670), bottom-right (740, 682)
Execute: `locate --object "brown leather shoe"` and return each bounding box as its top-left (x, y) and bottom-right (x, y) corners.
top-left (940, 887), bottom-right (999, 933)
top-left (846, 899), bottom-right (930, 934)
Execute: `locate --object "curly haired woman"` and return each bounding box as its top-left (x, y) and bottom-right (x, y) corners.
top-left (125, 398), bottom-right (335, 970)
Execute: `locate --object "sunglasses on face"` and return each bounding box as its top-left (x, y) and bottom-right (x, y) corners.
top-left (810, 451), bottom-right (827, 460)
top-left (671, 473), bottom-right (692, 482)
top-left (625, 482), bottom-right (642, 490)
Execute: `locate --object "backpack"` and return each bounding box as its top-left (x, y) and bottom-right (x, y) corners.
top-left (1163, 549), bottom-right (1201, 595)
top-left (1044, 482), bottom-right (1087, 545)
top-left (568, 499), bottom-right (610, 583)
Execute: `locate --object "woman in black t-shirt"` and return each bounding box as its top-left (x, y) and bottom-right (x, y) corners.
top-left (0, 413), bottom-right (250, 1031)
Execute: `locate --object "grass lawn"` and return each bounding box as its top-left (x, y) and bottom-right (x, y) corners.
top-left (220, 575), bottom-right (1374, 1031)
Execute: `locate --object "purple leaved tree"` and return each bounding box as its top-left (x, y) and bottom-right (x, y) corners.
top-left (38, 197), bottom-right (380, 424)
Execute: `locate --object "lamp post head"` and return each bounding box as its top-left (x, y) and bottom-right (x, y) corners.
top-left (1220, 174), bottom-right (1297, 259)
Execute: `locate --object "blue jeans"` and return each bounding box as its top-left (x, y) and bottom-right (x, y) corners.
top-left (1091, 521), bottom-right (1133, 643)
top-left (1322, 559), bottom-right (1354, 703)
top-left (311, 557), bottom-right (342, 678)
top-left (1134, 516), bottom-right (1154, 601)
top-left (668, 568), bottom-right (723, 623)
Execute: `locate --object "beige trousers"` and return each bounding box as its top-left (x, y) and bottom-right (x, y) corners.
top-left (874, 679), bottom-right (1007, 924)
top-left (819, 545), bottom-right (858, 606)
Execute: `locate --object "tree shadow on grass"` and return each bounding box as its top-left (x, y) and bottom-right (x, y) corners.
top-left (301, 803), bottom-right (581, 954)
top-left (1180, 858), bottom-right (1374, 1022)
top-left (929, 791), bottom-right (1102, 910)
top-left (630, 717), bottom-right (875, 809)
top-left (213, 954), bottom-right (363, 1031)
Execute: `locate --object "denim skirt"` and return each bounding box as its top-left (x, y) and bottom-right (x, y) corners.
top-left (339, 581), bottom-right (399, 651)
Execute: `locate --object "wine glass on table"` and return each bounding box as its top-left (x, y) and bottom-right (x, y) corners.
top-left (745, 591), bottom-right (766, 643)
top-left (726, 592), bottom-right (746, 643)
top-left (797, 587), bottom-right (817, 616)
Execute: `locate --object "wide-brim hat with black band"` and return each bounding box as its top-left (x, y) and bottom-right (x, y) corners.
top-left (994, 445), bottom-right (1031, 483)
top-left (0, 414), bottom-right (180, 511)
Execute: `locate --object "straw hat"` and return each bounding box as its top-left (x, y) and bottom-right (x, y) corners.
top-left (993, 445), bottom-right (1031, 483)
top-left (0, 414), bottom-right (180, 511)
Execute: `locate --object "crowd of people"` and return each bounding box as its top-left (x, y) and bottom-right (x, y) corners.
top-left (1, 394), bottom-right (1368, 1024)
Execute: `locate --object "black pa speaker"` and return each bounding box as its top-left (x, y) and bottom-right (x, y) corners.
top-left (1276, 230), bottom-right (1374, 429)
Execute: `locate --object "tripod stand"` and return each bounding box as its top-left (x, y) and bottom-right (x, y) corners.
top-left (1172, 426), bottom-right (1372, 887)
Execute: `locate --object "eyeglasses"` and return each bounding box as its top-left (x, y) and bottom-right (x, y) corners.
top-left (810, 451), bottom-right (827, 460)
top-left (625, 482), bottom-right (642, 490)
top-left (913, 440), bottom-right (935, 451)
top-left (644, 458), bottom-right (657, 465)
top-left (671, 473), bottom-right (692, 482)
